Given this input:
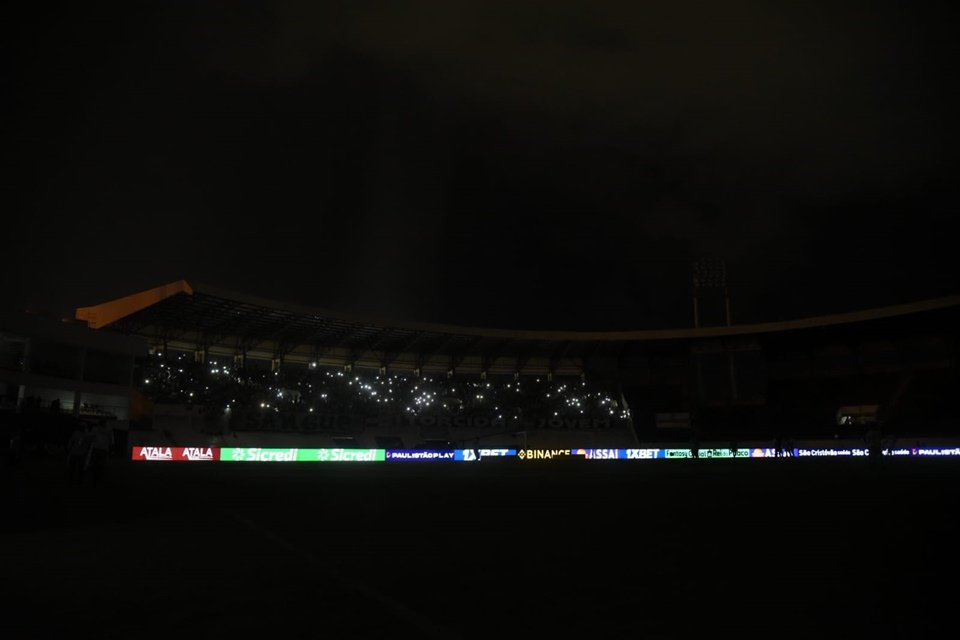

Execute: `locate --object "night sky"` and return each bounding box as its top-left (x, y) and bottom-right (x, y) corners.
top-left (5, 1), bottom-right (958, 330)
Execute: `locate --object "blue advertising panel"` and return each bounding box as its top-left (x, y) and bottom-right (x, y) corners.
top-left (385, 450), bottom-right (456, 461)
top-left (454, 449), bottom-right (517, 461)
top-left (793, 448), bottom-right (870, 457)
top-left (574, 448), bottom-right (625, 460)
top-left (910, 446), bottom-right (960, 456)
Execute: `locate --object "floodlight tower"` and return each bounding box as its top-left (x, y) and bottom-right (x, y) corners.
top-left (692, 258), bottom-right (732, 328)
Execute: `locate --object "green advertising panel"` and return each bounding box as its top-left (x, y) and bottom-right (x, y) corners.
top-left (221, 448), bottom-right (299, 462)
top-left (312, 448), bottom-right (386, 462)
top-left (219, 447), bottom-right (385, 462)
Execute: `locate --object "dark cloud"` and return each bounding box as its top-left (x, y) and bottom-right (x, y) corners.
top-left (4, 1), bottom-right (957, 329)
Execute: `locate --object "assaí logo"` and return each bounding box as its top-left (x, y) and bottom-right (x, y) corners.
top-left (585, 449), bottom-right (620, 459)
top-left (138, 446), bottom-right (173, 461)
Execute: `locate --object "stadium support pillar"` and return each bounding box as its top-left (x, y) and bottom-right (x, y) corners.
top-left (73, 347), bottom-right (86, 417)
top-left (728, 350), bottom-right (739, 402)
top-left (271, 358), bottom-right (281, 372)
top-left (234, 353), bottom-right (245, 370)
top-left (194, 349), bottom-right (206, 364)
top-left (480, 370), bottom-right (487, 381)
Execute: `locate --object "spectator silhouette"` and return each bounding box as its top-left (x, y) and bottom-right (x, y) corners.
top-left (87, 422), bottom-right (112, 484)
top-left (67, 425), bottom-right (91, 483)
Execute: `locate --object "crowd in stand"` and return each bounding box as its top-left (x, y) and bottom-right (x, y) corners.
top-left (134, 352), bottom-right (630, 425)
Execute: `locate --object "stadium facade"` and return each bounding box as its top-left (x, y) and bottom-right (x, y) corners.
top-left (75, 281), bottom-right (959, 445)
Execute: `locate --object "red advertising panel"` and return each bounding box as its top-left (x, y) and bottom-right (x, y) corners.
top-left (132, 447), bottom-right (220, 461)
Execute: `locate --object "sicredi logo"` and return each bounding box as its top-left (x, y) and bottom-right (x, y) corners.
top-left (137, 446), bottom-right (173, 461)
top-left (232, 448), bottom-right (298, 462)
top-left (329, 449), bottom-right (378, 461)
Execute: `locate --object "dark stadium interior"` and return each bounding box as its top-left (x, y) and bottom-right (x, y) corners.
top-left (5, 1), bottom-right (960, 637)
top-left (5, 452), bottom-right (960, 639)
top-left (3, 285), bottom-right (959, 638)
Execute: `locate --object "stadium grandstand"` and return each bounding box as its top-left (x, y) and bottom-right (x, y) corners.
top-left (69, 280), bottom-right (959, 452)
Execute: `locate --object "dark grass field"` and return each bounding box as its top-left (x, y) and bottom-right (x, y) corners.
top-left (2, 455), bottom-right (958, 639)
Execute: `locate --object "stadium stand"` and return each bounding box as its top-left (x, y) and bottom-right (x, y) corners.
top-left (5, 279), bottom-right (953, 456)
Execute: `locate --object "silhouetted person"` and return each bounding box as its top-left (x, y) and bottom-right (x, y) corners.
top-left (6, 424), bottom-right (23, 467)
top-left (67, 426), bottom-right (90, 482)
top-left (87, 422), bottom-right (112, 484)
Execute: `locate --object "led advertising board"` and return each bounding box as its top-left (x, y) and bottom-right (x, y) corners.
top-left (129, 445), bottom-right (960, 462)
top-left (313, 448), bottom-right (386, 462)
top-left (793, 448), bottom-right (870, 457)
top-left (218, 448), bottom-right (386, 462)
top-left (516, 449), bottom-right (574, 460)
top-left (386, 450), bottom-right (456, 461)
top-left (131, 446), bottom-right (219, 461)
top-left (454, 449), bottom-right (517, 461)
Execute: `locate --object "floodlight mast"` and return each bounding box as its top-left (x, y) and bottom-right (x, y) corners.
top-left (692, 258), bottom-right (732, 328)
top-left (692, 258), bottom-right (737, 404)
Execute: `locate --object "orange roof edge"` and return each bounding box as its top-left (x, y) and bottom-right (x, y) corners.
top-left (75, 280), bottom-right (194, 329)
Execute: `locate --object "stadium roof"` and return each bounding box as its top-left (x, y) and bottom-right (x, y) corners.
top-left (75, 280), bottom-right (960, 375)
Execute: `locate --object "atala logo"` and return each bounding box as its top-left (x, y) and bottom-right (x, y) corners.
top-left (181, 447), bottom-right (214, 461)
top-left (138, 447), bottom-right (173, 461)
